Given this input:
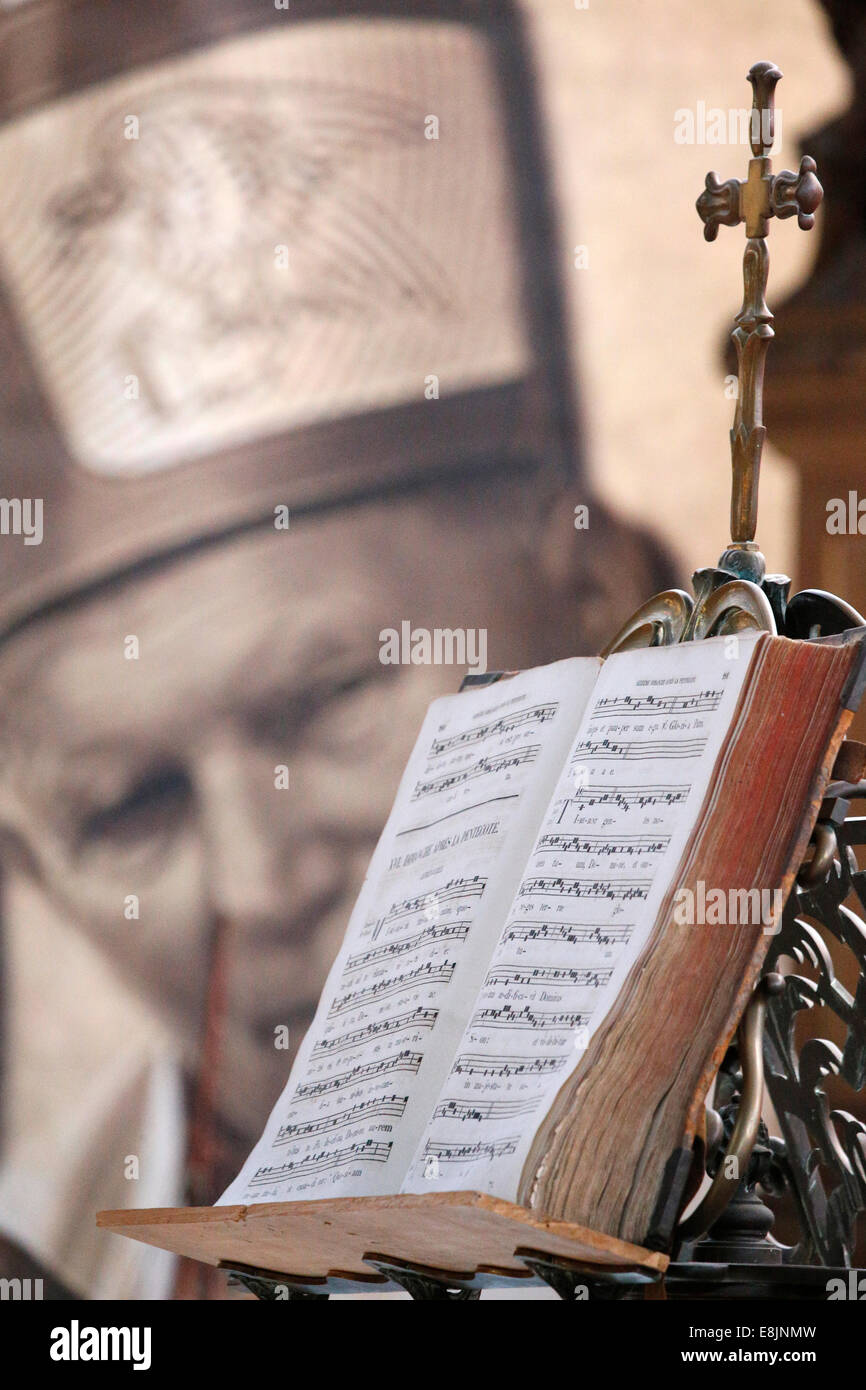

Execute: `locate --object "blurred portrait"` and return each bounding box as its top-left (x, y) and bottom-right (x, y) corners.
top-left (0, 0), bottom-right (674, 1298)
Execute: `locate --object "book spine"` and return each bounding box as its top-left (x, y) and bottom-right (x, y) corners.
top-left (643, 1147), bottom-right (696, 1251)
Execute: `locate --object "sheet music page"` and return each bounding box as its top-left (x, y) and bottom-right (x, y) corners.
top-left (401, 633), bottom-right (763, 1200)
top-left (219, 657), bottom-right (600, 1204)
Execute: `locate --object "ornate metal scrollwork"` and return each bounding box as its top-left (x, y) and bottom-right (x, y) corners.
top-left (763, 797), bottom-right (866, 1265)
top-left (600, 572), bottom-right (779, 658)
top-left (677, 975), bottom-right (784, 1244)
top-left (602, 570), bottom-right (863, 657)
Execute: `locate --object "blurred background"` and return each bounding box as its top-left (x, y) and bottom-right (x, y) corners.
top-left (0, 0), bottom-right (861, 1298)
top-left (528, 0), bottom-right (848, 587)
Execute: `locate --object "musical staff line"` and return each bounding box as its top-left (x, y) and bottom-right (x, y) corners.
top-left (484, 964), bottom-right (613, 989)
top-left (451, 1053), bottom-right (570, 1079)
top-left (574, 736), bottom-right (707, 761)
top-left (423, 1137), bottom-right (519, 1164)
top-left (503, 921), bottom-right (634, 946)
top-left (591, 689), bottom-right (722, 717)
top-left (366, 876), bottom-right (485, 936)
top-left (329, 961), bottom-right (456, 1017)
top-left (536, 831), bottom-right (671, 857)
top-left (249, 1140), bottom-right (392, 1186)
top-left (312, 1009), bottom-right (438, 1058)
top-left (432, 1096), bottom-right (540, 1123)
top-left (293, 1051), bottom-right (423, 1100)
top-left (345, 921), bottom-right (469, 973)
top-left (518, 876), bottom-right (651, 902)
top-left (471, 1004), bottom-right (590, 1032)
top-left (428, 704), bottom-right (558, 757)
top-left (500, 922), bottom-right (636, 945)
top-left (557, 784), bottom-right (690, 818)
top-left (274, 1095), bottom-right (408, 1146)
top-left (411, 746), bottom-right (540, 801)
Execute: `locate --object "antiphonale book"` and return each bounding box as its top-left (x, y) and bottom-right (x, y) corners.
top-left (215, 630), bottom-right (865, 1253)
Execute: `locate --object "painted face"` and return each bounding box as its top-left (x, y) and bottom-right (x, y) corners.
top-left (0, 489), bottom-right (551, 1173)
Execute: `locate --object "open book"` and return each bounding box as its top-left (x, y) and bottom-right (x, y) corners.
top-left (218, 631), bottom-right (864, 1252)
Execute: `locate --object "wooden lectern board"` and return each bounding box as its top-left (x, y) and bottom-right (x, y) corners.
top-left (97, 1192), bottom-right (667, 1286)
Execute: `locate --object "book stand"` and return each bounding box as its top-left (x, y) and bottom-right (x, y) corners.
top-left (99, 1191), bottom-right (668, 1300)
top-left (98, 61), bottom-right (866, 1298)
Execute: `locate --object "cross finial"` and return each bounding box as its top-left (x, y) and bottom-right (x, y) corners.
top-left (696, 62), bottom-right (823, 584)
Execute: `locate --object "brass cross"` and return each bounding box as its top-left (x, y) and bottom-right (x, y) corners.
top-left (697, 61), bottom-right (823, 583)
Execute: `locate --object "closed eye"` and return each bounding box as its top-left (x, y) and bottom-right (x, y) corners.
top-left (81, 765), bottom-right (192, 849)
top-left (245, 666), bottom-right (392, 745)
